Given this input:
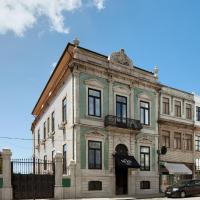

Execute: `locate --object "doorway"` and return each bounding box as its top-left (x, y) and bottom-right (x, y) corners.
top-left (115, 144), bottom-right (128, 195)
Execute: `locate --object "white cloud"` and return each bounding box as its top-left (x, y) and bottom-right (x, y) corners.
top-left (0, 0), bottom-right (82, 36)
top-left (93, 0), bottom-right (105, 10)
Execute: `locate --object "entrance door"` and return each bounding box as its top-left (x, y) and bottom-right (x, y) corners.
top-left (115, 144), bottom-right (128, 195)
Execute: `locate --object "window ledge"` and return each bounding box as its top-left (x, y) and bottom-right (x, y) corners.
top-left (85, 115), bottom-right (104, 121)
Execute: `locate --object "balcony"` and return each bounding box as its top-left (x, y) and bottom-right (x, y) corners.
top-left (104, 115), bottom-right (143, 130)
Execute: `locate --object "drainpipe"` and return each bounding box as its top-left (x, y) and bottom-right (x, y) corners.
top-left (157, 89), bottom-right (161, 192)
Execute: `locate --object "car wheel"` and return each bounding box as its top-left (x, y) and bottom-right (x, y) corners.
top-left (180, 191), bottom-right (186, 198)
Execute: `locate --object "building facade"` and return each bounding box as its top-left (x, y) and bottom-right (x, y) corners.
top-left (31, 40), bottom-right (160, 197)
top-left (159, 86), bottom-right (195, 192)
top-left (194, 94), bottom-right (200, 178)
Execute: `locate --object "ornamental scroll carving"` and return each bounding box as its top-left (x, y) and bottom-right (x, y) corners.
top-left (110, 49), bottom-right (133, 67)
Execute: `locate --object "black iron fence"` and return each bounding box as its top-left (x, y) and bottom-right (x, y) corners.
top-left (104, 115), bottom-right (143, 130)
top-left (11, 158), bottom-right (54, 175)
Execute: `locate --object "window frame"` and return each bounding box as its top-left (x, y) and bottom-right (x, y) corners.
top-left (88, 140), bottom-right (102, 170)
top-left (88, 88), bottom-right (101, 118)
top-left (37, 129), bottom-right (40, 145)
top-left (116, 95), bottom-right (127, 123)
top-left (184, 134), bottom-right (192, 151)
top-left (186, 104), bottom-right (192, 120)
top-left (196, 107), bottom-right (200, 121)
top-left (140, 101), bottom-right (150, 126)
top-left (162, 97), bottom-right (170, 115)
top-left (174, 100), bottom-right (181, 117)
top-left (140, 181), bottom-right (150, 189)
top-left (63, 144), bottom-right (67, 174)
top-left (62, 97), bottom-right (67, 122)
top-left (44, 155), bottom-right (47, 170)
top-left (174, 132), bottom-right (181, 149)
top-left (43, 121), bottom-right (46, 140)
top-left (162, 130), bottom-right (170, 148)
top-left (51, 111), bottom-right (55, 132)
top-left (195, 136), bottom-right (200, 151)
top-left (140, 146), bottom-right (150, 171)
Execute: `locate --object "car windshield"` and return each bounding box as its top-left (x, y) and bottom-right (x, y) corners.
top-left (172, 180), bottom-right (191, 187)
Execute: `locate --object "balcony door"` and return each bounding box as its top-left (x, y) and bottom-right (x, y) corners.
top-left (116, 95), bottom-right (127, 125)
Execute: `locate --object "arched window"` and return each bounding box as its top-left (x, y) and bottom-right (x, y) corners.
top-left (115, 144), bottom-right (128, 155)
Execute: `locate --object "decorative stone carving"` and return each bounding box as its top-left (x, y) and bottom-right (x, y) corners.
top-left (110, 49), bottom-right (133, 67)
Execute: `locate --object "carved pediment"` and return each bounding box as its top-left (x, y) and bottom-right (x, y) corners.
top-left (113, 85), bottom-right (130, 95)
top-left (109, 49), bottom-right (133, 67)
top-left (84, 79), bottom-right (104, 89)
top-left (138, 93), bottom-right (151, 101)
top-left (85, 131), bottom-right (106, 139)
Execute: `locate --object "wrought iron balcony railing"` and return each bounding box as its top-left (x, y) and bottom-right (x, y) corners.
top-left (104, 115), bottom-right (143, 130)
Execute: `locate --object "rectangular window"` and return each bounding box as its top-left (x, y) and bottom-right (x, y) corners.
top-left (88, 88), bottom-right (101, 117)
top-left (196, 107), bottom-right (200, 121)
top-left (38, 129), bottom-right (40, 145)
top-left (88, 181), bottom-right (102, 191)
top-left (44, 155), bottom-right (47, 170)
top-left (52, 135), bottom-right (54, 148)
top-left (88, 140), bottom-right (102, 169)
top-left (47, 117), bottom-right (50, 133)
top-left (196, 136), bottom-right (200, 151)
top-left (62, 97), bottom-right (67, 122)
top-left (186, 104), bottom-right (192, 119)
top-left (162, 130), bottom-right (170, 148)
top-left (63, 144), bottom-right (67, 174)
top-left (162, 97), bottom-right (169, 115)
top-left (43, 122), bottom-right (46, 140)
top-left (184, 134), bottom-right (192, 151)
top-left (140, 146), bottom-right (150, 171)
top-left (174, 132), bottom-right (181, 149)
top-left (51, 111), bottom-right (55, 132)
top-left (196, 158), bottom-right (200, 171)
top-left (116, 95), bottom-right (127, 123)
top-left (52, 150), bottom-right (55, 162)
top-left (140, 181), bottom-right (150, 189)
top-left (175, 100), bottom-right (181, 117)
top-left (140, 101), bottom-right (150, 125)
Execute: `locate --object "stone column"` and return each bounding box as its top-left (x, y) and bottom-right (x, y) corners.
top-left (130, 86), bottom-right (134, 119)
top-left (69, 160), bottom-right (76, 198)
top-left (108, 79), bottom-right (113, 115)
top-left (2, 149), bottom-right (12, 200)
top-left (54, 152), bottom-right (63, 199)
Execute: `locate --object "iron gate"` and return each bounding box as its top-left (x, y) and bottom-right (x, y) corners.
top-left (11, 158), bottom-right (55, 199)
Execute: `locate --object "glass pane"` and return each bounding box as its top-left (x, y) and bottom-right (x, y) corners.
top-left (145, 155), bottom-right (149, 168)
top-left (122, 104), bottom-right (127, 118)
top-left (96, 150), bottom-right (101, 166)
top-left (89, 150), bottom-right (95, 168)
top-left (89, 97), bottom-right (94, 115)
top-left (89, 141), bottom-right (101, 149)
top-left (116, 96), bottom-right (127, 103)
top-left (141, 147), bottom-right (149, 153)
top-left (140, 108), bottom-right (144, 123)
top-left (140, 154), bottom-right (144, 167)
top-left (116, 103), bottom-right (121, 117)
top-left (145, 110), bottom-right (149, 125)
top-left (95, 99), bottom-right (100, 116)
top-left (141, 101), bottom-right (149, 108)
top-left (89, 89), bottom-right (100, 97)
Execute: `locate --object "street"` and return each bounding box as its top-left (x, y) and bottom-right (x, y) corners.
top-left (139, 197), bottom-right (200, 200)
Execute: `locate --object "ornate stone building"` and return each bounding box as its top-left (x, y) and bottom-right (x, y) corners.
top-left (31, 39), bottom-right (160, 198)
top-left (158, 86), bottom-right (194, 192)
top-left (194, 94), bottom-right (200, 178)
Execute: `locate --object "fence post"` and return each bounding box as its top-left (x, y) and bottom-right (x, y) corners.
top-left (2, 149), bottom-right (12, 200)
top-left (54, 152), bottom-right (63, 199)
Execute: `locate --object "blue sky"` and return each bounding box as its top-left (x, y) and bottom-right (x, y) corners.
top-left (1, 0), bottom-right (200, 158)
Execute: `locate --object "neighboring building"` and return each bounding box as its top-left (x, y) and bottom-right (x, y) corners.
top-left (31, 39), bottom-right (160, 197)
top-left (158, 86), bottom-right (194, 192)
top-left (194, 94), bottom-right (200, 178)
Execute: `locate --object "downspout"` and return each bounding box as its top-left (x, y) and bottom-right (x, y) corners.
top-left (157, 88), bottom-right (161, 192)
